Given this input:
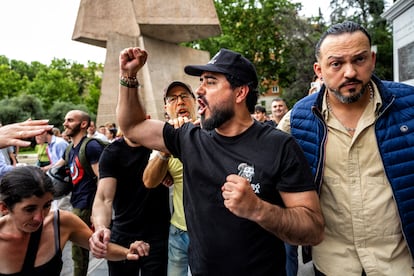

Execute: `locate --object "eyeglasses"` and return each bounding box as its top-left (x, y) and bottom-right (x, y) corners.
top-left (165, 94), bottom-right (192, 104)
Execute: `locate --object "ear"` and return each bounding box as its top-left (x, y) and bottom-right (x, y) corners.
top-left (313, 62), bottom-right (322, 78)
top-left (81, 120), bottom-right (89, 129)
top-left (371, 51), bottom-right (376, 72)
top-left (0, 201), bottom-right (9, 215)
top-left (235, 85), bottom-right (249, 104)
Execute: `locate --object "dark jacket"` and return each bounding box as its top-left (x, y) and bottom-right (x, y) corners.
top-left (289, 75), bottom-right (414, 257)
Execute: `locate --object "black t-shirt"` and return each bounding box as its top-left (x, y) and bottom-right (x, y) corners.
top-left (68, 136), bottom-right (103, 209)
top-left (164, 120), bottom-right (315, 276)
top-left (99, 138), bottom-right (170, 244)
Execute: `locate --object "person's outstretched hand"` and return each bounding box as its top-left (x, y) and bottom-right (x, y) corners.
top-left (0, 119), bottom-right (53, 149)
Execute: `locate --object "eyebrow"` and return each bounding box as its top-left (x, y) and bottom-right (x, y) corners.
top-left (327, 50), bottom-right (369, 60)
top-left (200, 74), bottom-right (218, 81)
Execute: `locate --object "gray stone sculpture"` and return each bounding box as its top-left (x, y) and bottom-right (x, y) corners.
top-left (72, 0), bottom-right (221, 124)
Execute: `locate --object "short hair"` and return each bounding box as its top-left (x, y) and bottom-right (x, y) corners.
top-left (254, 105), bottom-right (266, 113)
top-left (51, 127), bottom-right (61, 136)
top-left (225, 74), bottom-right (259, 113)
top-left (271, 97), bottom-right (287, 105)
top-left (0, 166), bottom-right (55, 210)
top-left (315, 21), bottom-right (371, 60)
top-left (80, 111), bottom-right (91, 128)
top-left (108, 128), bottom-right (117, 138)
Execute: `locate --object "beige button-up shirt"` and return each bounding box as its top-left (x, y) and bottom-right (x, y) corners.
top-left (278, 81), bottom-right (413, 275)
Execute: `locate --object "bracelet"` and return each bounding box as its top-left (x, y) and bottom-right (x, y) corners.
top-left (156, 151), bottom-right (170, 161)
top-left (120, 75), bottom-right (139, 88)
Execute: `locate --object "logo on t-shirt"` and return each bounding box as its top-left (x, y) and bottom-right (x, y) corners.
top-left (237, 163), bottom-right (261, 194)
top-left (70, 156), bottom-right (85, 185)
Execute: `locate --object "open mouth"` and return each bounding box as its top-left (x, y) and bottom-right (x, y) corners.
top-left (177, 108), bottom-right (190, 118)
top-left (197, 98), bottom-right (207, 115)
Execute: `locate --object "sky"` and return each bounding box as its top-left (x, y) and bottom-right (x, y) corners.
top-left (0, 0), bottom-right (343, 65)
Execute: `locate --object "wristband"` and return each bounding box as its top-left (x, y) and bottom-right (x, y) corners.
top-left (156, 151), bottom-right (170, 161)
top-left (120, 75), bottom-right (139, 88)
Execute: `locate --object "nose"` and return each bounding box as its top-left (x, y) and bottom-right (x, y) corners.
top-left (343, 63), bottom-right (357, 79)
top-left (196, 85), bottom-right (205, 96)
top-left (33, 210), bottom-right (45, 222)
top-left (177, 95), bottom-right (185, 103)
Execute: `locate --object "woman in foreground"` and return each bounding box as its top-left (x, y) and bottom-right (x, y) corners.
top-left (0, 166), bottom-right (149, 276)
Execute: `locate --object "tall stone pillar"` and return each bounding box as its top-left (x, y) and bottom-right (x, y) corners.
top-left (72, 0), bottom-right (221, 125)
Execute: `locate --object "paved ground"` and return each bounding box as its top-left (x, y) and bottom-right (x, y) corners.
top-left (298, 247), bottom-right (315, 276)
top-left (17, 153), bottom-right (37, 165)
top-left (60, 241), bottom-right (108, 276)
top-left (59, 243), bottom-right (315, 276)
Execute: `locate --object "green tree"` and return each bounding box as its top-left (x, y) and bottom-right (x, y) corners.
top-left (0, 94), bottom-right (44, 124)
top-left (183, 0), bottom-right (393, 106)
top-left (0, 57), bottom-right (30, 99)
top-left (0, 56), bottom-right (103, 123)
top-left (184, 0), bottom-right (303, 92)
top-left (282, 15), bottom-right (327, 106)
top-left (28, 67), bottom-right (81, 110)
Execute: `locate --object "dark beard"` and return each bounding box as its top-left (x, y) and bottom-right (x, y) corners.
top-left (67, 122), bottom-right (82, 137)
top-left (201, 107), bottom-right (234, 131)
top-left (332, 81), bottom-right (367, 104)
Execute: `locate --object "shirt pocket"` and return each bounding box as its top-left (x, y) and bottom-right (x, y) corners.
top-left (364, 176), bottom-right (402, 236)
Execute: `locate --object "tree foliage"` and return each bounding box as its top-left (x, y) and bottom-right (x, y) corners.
top-left (0, 55), bottom-right (103, 125)
top-left (185, 0), bottom-right (305, 92)
top-left (183, 0), bottom-right (325, 106)
top-left (0, 0), bottom-right (394, 121)
top-left (183, 0), bottom-right (393, 106)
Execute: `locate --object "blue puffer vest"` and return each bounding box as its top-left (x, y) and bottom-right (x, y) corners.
top-left (290, 75), bottom-right (414, 257)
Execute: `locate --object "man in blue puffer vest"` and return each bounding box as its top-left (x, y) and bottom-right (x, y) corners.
top-left (278, 21), bottom-right (414, 275)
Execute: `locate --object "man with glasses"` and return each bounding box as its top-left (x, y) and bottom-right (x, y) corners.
top-left (143, 81), bottom-right (197, 276)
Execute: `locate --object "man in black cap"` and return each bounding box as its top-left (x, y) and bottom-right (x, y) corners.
top-left (110, 47), bottom-right (324, 275)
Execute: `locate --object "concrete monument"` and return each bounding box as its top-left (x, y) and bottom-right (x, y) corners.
top-left (72, 0), bottom-right (221, 124)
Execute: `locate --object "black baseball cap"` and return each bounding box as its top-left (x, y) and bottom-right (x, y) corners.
top-left (184, 48), bottom-right (258, 88)
top-left (163, 81), bottom-right (195, 103)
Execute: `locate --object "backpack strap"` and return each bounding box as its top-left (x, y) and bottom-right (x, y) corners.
top-left (53, 209), bottom-right (61, 253)
top-left (78, 137), bottom-right (94, 177)
top-left (79, 137), bottom-right (98, 178)
top-left (64, 142), bottom-right (73, 166)
top-left (79, 137), bottom-right (108, 178)
top-left (21, 223), bottom-right (43, 273)
top-left (65, 137), bottom-right (107, 178)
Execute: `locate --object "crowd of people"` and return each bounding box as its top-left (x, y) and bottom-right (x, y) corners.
top-left (0, 20), bottom-right (413, 276)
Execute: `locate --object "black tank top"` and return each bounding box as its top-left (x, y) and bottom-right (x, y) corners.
top-left (0, 210), bottom-right (63, 276)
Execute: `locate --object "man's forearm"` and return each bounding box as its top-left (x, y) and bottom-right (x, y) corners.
top-left (116, 47), bottom-right (167, 152)
top-left (91, 201), bottom-right (113, 230)
top-left (116, 84), bottom-right (146, 140)
top-left (143, 153), bottom-right (170, 188)
top-left (253, 200), bottom-right (324, 246)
